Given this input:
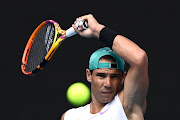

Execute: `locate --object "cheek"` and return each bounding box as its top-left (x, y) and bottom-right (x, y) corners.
top-left (91, 80), bottom-right (101, 99)
top-left (91, 77), bottom-right (103, 92)
top-left (112, 80), bottom-right (121, 90)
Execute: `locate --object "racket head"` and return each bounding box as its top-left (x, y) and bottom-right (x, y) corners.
top-left (21, 20), bottom-right (63, 75)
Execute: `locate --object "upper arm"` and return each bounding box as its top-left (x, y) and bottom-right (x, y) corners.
top-left (123, 51), bottom-right (149, 115)
top-left (112, 35), bottom-right (149, 116)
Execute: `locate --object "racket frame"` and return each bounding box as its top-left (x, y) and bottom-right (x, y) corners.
top-left (21, 20), bottom-right (66, 75)
top-left (21, 19), bottom-right (87, 75)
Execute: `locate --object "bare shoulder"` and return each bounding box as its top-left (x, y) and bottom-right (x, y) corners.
top-left (60, 112), bottom-right (66, 120)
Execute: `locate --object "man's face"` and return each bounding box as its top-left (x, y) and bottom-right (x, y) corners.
top-left (87, 59), bottom-right (123, 104)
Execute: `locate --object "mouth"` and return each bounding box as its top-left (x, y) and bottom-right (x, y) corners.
top-left (102, 91), bottom-right (113, 94)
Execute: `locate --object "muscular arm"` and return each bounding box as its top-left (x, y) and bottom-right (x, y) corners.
top-left (73, 14), bottom-right (149, 119)
top-left (113, 35), bottom-right (149, 119)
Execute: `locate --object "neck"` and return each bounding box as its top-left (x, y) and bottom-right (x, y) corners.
top-left (90, 94), bottom-right (107, 114)
top-left (90, 102), bottom-right (106, 114)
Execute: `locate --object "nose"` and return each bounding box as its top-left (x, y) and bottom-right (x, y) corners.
top-left (104, 77), bottom-right (111, 89)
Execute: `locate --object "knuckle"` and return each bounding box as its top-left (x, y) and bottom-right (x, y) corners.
top-left (88, 14), bottom-right (93, 17)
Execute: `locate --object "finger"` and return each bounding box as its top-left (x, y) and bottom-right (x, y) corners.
top-left (79, 14), bottom-right (93, 21)
top-left (72, 24), bottom-right (79, 33)
top-left (75, 15), bottom-right (88, 23)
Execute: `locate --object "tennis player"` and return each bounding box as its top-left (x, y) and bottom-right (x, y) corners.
top-left (61, 14), bottom-right (149, 120)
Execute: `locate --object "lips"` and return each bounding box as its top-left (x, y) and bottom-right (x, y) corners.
top-left (103, 91), bottom-right (112, 94)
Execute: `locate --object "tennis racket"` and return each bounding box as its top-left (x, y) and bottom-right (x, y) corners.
top-left (21, 19), bottom-right (88, 76)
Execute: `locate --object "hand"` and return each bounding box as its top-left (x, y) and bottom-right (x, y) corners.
top-left (72, 14), bottom-right (105, 38)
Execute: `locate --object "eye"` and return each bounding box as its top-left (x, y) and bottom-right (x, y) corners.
top-left (96, 73), bottom-right (107, 78)
top-left (111, 74), bottom-right (121, 79)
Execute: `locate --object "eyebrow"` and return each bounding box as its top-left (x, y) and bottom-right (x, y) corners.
top-left (96, 73), bottom-right (107, 76)
top-left (96, 73), bottom-right (122, 76)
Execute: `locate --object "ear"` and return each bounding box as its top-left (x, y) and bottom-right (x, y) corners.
top-left (121, 71), bottom-right (127, 84)
top-left (86, 69), bottom-right (92, 83)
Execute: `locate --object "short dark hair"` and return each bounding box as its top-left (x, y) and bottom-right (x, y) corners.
top-left (100, 55), bottom-right (116, 62)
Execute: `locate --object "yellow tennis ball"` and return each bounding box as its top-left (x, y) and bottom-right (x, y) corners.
top-left (67, 82), bottom-right (91, 107)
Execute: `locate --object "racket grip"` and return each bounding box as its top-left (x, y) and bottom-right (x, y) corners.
top-left (66, 19), bottom-right (88, 37)
top-left (66, 27), bottom-right (77, 37)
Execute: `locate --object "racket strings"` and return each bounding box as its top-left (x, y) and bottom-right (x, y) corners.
top-left (25, 23), bottom-right (55, 72)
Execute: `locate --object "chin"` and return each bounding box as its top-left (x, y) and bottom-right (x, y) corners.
top-left (101, 96), bottom-right (114, 104)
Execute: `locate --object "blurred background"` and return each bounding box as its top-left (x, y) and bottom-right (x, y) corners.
top-left (0, 0), bottom-right (179, 119)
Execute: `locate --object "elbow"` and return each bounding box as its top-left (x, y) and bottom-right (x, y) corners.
top-left (134, 50), bottom-right (148, 66)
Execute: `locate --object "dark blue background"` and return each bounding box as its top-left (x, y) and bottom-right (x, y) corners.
top-left (0, 0), bottom-right (179, 119)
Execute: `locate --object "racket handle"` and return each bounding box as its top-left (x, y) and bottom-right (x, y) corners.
top-left (66, 19), bottom-right (88, 37)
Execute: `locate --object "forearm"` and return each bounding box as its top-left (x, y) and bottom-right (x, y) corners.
top-left (94, 24), bottom-right (147, 66)
top-left (74, 14), bottom-right (148, 66)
